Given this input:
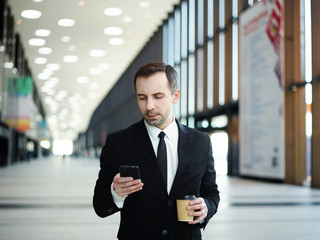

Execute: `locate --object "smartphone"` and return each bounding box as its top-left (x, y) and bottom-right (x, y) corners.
top-left (119, 165), bottom-right (141, 179)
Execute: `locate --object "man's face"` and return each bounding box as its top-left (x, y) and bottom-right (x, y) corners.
top-left (135, 72), bottom-right (180, 130)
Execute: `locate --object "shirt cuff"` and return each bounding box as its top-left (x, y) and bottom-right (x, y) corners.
top-left (111, 182), bottom-right (126, 209)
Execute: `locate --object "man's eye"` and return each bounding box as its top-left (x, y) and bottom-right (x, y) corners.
top-left (155, 94), bottom-right (164, 99)
top-left (138, 97), bottom-right (146, 101)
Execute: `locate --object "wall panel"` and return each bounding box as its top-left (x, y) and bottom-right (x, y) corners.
top-left (284, 0), bottom-right (306, 185)
top-left (311, 0), bottom-right (320, 188)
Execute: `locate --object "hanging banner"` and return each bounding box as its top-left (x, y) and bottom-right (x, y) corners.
top-left (4, 76), bottom-right (33, 131)
top-left (239, 0), bottom-right (284, 179)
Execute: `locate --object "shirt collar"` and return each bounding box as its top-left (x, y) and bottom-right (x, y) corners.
top-left (144, 117), bottom-right (178, 141)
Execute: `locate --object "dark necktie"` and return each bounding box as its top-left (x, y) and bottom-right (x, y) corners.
top-left (157, 131), bottom-right (167, 187)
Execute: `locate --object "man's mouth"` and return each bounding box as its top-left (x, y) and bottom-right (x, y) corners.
top-left (147, 114), bottom-right (158, 119)
top-left (146, 112), bottom-right (159, 119)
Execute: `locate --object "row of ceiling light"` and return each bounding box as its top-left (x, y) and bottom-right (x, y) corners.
top-left (15, 0), bottom-right (154, 140)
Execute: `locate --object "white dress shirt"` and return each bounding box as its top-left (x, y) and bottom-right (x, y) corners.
top-left (144, 118), bottom-right (179, 194)
top-left (111, 118), bottom-right (179, 208)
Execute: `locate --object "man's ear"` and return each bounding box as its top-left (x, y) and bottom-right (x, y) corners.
top-left (172, 89), bottom-right (180, 104)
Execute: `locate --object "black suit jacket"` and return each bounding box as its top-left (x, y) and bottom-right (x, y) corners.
top-left (93, 119), bottom-right (219, 240)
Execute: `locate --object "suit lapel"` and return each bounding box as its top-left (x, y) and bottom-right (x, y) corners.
top-left (133, 120), bottom-right (167, 193)
top-left (170, 120), bottom-right (190, 196)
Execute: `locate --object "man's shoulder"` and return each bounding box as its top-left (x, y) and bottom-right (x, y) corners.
top-left (178, 122), bottom-right (209, 139)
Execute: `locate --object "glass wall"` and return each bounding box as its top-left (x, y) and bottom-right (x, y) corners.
top-left (162, 0), bottom-right (240, 126)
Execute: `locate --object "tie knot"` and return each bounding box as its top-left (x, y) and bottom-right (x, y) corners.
top-left (159, 131), bottom-right (165, 140)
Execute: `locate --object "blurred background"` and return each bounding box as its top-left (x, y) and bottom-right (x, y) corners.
top-left (0, 0), bottom-right (320, 239)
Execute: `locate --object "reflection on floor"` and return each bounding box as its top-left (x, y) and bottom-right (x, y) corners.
top-left (0, 156), bottom-right (319, 240)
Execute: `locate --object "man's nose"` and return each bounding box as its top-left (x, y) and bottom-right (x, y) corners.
top-left (146, 99), bottom-right (155, 110)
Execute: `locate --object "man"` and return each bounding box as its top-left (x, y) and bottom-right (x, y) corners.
top-left (93, 62), bottom-right (219, 240)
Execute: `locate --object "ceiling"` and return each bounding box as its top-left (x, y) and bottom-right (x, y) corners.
top-left (7, 0), bottom-right (178, 141)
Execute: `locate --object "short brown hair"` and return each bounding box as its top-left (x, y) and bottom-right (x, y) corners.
top-left (134, 62), bottom-right (178, 94)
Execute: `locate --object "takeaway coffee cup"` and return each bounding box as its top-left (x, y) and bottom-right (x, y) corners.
top-left (176, 195), bottom-right (196, 221)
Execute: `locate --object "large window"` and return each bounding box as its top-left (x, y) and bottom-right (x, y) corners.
top-left (180, 60), bottom-right (188, 117)
top-left (181, 1), bottom-right (188, 59)
top-left (197, 49), bottom-right (204, 111)
top-left (232, 0), bottom-right (239, 100)
top-left (162, 0), bottom-right (241, 125)
top-left (174, 8), bottom-right (181, 65)
top-left (168, 16), bottom-right (174, 67)
top-left (189, 0), bottom-right (195, 53)
top-left (188, 0), bottom-right (196, 117)
top-left (207, 0), bottom-right (214, 109)
top-left (188, 56), bottom-right (195, 115)
top-left (197, 0), bottom-right (204, 45)
top-left (219, 0), bottom-right (225, 105)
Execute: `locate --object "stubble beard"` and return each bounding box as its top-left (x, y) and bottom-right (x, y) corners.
top-left (144, 110), bottom-right (166, 127)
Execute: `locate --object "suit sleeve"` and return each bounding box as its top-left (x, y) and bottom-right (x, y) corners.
top-left (199, 134), bottom-right (220, 228)
top-left (93, 134), bottom-right (120, 218)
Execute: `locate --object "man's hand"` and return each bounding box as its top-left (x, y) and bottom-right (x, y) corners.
top-left (113, 173), bottom-right (144, 198)
top-left (187, 197), bottom-right (208, 224)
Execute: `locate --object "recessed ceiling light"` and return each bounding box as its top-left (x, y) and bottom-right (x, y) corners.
top-left (43, 68), bottom-right (54, 75)
top-left (58, 19), bottom-right (75, 27)
top-left (47, 115), bottom-right (57, 123)
top-left (76, 76), bottom-right (89, 84)
top-left (42, 88), bottom-right (55, 96)
top-left (88, 93), bottom-right (97, 99)
top-left (60, 108), bottom-right (69, 115)
top-left (34, 57), bottom-right (47, 64)
top-left (68, 45), bottom-right (76, 51)
top-left (46, 89), bottom-right (56, 96)
top-left (89, 49), bottom-right (106, 57)
top-left (4, 62), bottom-right (13, 69)
top-left (98, 63), bottom-right (110, 70)
top-left (63, 55), bottom-right (79, 63)
top-left (50, 104), bottom-right (58, 111)
top-left (21, 10), bottom-right (41, 19)
top-left (28, 38), bottom-right (45, 46)
top-left (47, 63), bottom-right (60, 71)
top-left (49, 105), bottom-right (58, 113)
top-left (35, 29), bottom-right (50, 37)
top-left (61, 36), bottom-right (71, 42)
top-left (46, 77), bottom-right (59, 86)
top-left (55, 96), bottom-right (66, 101)
top-left (57, 90), bottom-right (68, 98)
top-left (89, 68), bottom-right (102, 75)
top-left (122, 16), bottom-right (133, 23)
top-left (104, 7), bottom-right (122, 16)
top-left (38, 47), bottom-right (52, 54)
top-left (60, 122), bottom-right (68, 128)
top-left (104, 27), bottom-right (123, 36)
top-left (33, 0), bottom-right (43, 2)
top-left (44, 96), bottom-right (53, 103)
top-left (41, 86), bottom-right (52, 93)
top-left (109, 38), bottom-right (124, 46)
top-left (38, 73), bottom-right (50, 80)
top-left (73, 93), bottom-right (82, 99)
top-left (139, 1), bottom-right (151, 8)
